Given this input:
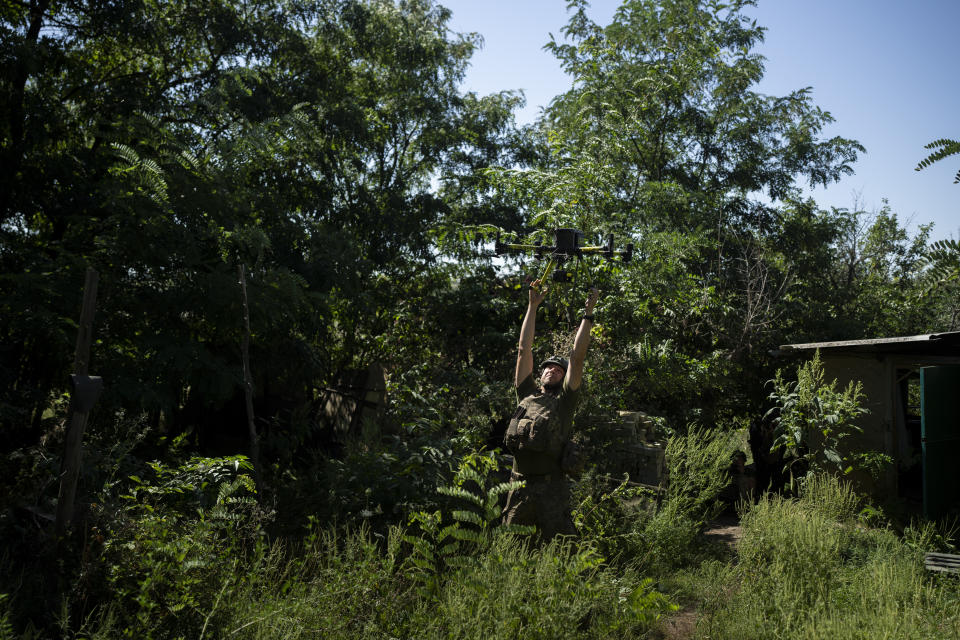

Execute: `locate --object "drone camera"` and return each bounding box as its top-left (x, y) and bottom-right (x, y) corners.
top-left (552, 270), bottom-right (573, 283)
top-left (553, 228), bottom-right (583, 256)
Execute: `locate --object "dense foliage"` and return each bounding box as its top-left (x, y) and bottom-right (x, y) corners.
top-left (1, 0), bottom-right (957, 636)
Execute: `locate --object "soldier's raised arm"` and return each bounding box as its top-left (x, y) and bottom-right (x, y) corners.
top-left (565, 287), bottom-right (599, 391)
top-left (515, 279), bottom-right (548, 387)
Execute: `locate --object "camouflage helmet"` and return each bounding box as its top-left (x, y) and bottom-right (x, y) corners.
top-left (540, 355), bottom-right (568, 372)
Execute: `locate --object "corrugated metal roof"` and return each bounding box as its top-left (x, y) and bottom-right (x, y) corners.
top-left (777, 331), bottom-right (960, 355)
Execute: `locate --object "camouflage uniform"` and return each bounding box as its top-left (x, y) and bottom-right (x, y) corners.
top-left (502, 373), bottom-right (580, 538)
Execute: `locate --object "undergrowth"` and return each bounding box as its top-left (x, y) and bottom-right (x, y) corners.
top-left (688, 474), bottom-right (960, 639)
top-left (1, 451), bottom-right (677, 639)
top-left (4, 425), bottom-right (957, 639)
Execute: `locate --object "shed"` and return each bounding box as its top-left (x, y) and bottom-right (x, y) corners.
top-left (774, 332), bottom-right (960, 519)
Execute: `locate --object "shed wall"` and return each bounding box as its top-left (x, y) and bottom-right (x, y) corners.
top-left (819, 354), bottom-right (896, 496)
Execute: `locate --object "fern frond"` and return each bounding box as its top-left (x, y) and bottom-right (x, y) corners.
top-left (487, 481), bottom-right (525, 497)
top-left (401, 533), bottom-right (423, 546)
top-left (437, 485), bottom-right (483, 506)
top-left (450, 528), bottom-right (487, 545)
top-left (918, 238), bottom-right (960, 294)
top-left (922, 138), bottom-right (960, 151)
top-left (484, 501), bottom-right (502, 523)
top-left (409, 556), bottom-right (434, 572)
top-left (445, 555), bottom-right (478, 570)
top-left (451, 510), bottom-right (484, 527)
top-left (499, 523), bottom-right (537, 536)
top-left (177, 149), bottom-right (200, 171)
top-left (110, 142), bottom-right (141, 167)
top-left (436, 523), bottom-right (460, 542)
top-left (928, 238), bottom-right (960, 257)
top-left (916, 138), bottom-right (960, 183)
top-left (452, 467), bottom-right (486, 488)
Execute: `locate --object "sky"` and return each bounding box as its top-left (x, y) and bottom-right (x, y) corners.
top-left (441, 0), bottom-right (960, 241)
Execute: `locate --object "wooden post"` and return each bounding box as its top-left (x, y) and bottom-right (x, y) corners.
top-left (55, 268), bottom-right (100, 537)
top-left (238, 264), bottom-right (263, 498)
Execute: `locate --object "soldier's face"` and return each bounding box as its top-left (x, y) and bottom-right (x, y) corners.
top-left (541, 363), bottom-right (565, 386)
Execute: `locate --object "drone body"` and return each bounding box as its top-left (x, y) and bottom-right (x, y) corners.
top-left (495, 228), bottom-right (633, 284)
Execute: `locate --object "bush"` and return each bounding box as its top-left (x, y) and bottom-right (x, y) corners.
top-left (57, 449), bottom-right (676, 640)
top-left (573, 425), bottom-right (736, 573)
top-left (766, 351), bottom-right (870, 482)
top-left (88, 456), bottom-right (267, 639)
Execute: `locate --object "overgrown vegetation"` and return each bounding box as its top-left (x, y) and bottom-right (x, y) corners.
top-left (2, 0), bottom-right (958, 637)
top-left (689, 475), bottom-right (960, 639)
top-left (766, 350), bottom-right (874, 482)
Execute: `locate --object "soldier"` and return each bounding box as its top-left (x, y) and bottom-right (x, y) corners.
top-left (502, 280), bottom-right (600, 538)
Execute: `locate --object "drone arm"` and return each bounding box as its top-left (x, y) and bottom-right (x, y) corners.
top-left (495, 232), bottom-right (546, 256)
top-left (581, 235), bottom-right (633, 262)
top-left (537, 257), bottom-right (557, 283)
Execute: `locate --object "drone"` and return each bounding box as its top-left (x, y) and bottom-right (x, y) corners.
top-left (494, 228), bottom-right (633, 285)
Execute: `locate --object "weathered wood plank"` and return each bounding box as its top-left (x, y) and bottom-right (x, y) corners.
top-left (55, 268), bottom-right (100, 537)
top-left (925, 552), bottom-right (960, 573)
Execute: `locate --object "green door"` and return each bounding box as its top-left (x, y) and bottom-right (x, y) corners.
top-left (921, 366), bottom-right (960, 519)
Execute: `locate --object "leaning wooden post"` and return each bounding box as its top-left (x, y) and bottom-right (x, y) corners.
top-left (238, 264), bottom-right (263, 498)
top-left (55, 268), bottom-right (103, 537)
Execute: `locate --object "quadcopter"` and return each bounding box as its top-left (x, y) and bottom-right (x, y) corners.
top-left (494, 228), bottom-right (633, 286)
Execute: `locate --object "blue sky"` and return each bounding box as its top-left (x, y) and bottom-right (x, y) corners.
top-left (442, 0), bottom-right (959, 241)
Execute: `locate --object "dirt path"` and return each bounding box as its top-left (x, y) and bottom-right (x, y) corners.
top-left (702, 514), bottom-right (743, 553)
top-left (654, 515), bottom-right (743, 640)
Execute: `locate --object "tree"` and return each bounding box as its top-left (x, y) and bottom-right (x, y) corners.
top-left (540, 0), bottom-right (863, 231)
top-left (769, 200), bottom-right (934, 342)
top-left (0, 0), bottom-right (528, 458)
top-left (477, 0), bottom-right (867, 424)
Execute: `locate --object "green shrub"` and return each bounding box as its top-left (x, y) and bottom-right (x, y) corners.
top-left (91, 456), bottom-right (267, 639)
top-left (796, 471), bottom-right (862, 522)
top-left (662, 426), bottom-right (735, 524)
top-left (572, 472), bottom-right (657, 562)
top-left (403, 450), bottom-right (531, 597)
top-left (766, 351), bottom-right (871, 483)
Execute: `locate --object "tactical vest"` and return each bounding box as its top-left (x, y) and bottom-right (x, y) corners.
top-left (504, 392), bottom-right (569, 476)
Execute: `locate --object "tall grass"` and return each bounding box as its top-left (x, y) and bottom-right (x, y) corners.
top-left (8, 435), bottom-right (955, 639)
top-left (693, 474), bottom-right (960, 639)
top-left (71, 527), bottom-right (672, 640)
top-left (12, 448), bottom-right (675, 640)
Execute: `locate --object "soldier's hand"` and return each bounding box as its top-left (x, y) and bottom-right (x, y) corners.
top-left (529, 279), bottom-right (549, 307)
top-left (585, 287), bottom-right (600, 313)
